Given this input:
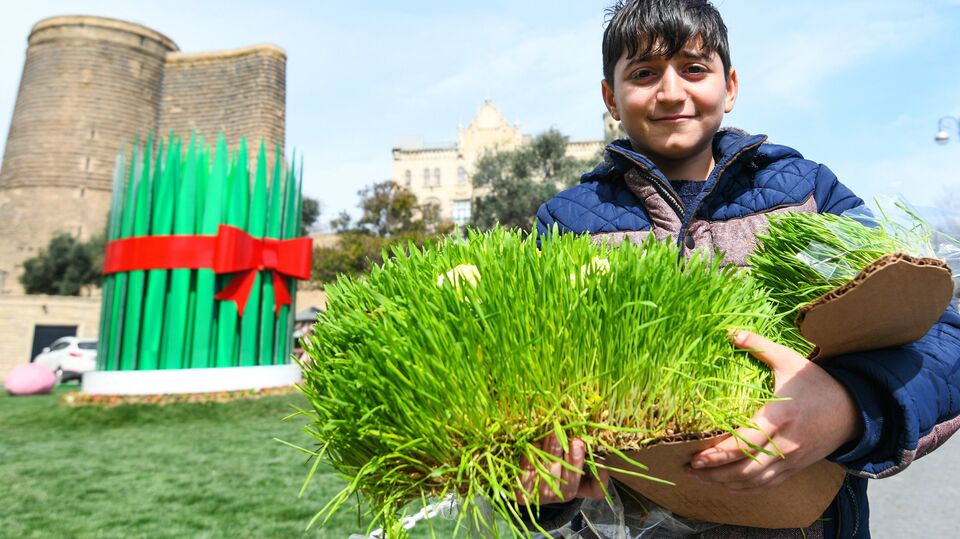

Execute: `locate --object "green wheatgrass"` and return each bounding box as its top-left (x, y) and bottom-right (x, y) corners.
top-left (749, 211), bottom-right (923, 355)
top-left (296, 228), bottom-right (787, 537)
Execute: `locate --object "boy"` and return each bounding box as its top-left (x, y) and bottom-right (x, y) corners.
top-left (525, 1), bottom-right (960, 537)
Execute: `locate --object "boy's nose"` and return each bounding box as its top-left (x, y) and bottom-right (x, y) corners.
top-left (657, 69), bottom-right (686, 104)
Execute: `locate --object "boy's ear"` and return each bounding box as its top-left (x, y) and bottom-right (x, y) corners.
top-left (724, 67), bottom-right (739, 113)
top-left (601, 79), bottom-right (620, 121)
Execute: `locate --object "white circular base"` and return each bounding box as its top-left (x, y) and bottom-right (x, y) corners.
top-left (81, 364), bottom-right (302, 395)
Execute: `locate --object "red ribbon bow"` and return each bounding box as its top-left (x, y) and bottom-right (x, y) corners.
top-left (103, 225), bottom-right (312, 316)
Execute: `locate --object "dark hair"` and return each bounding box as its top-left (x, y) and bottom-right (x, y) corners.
top-left (602, 0), bottom-right (731, 84)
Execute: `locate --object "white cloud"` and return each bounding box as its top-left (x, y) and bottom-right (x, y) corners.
top-left (739, 3), bottom-right (939, 110)
top-left (420, 24), bottom-right (597, 104)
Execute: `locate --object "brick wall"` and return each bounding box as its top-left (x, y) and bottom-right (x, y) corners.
top-left (0, 16), bottom-right (175, 293)
top-left (159, 46), bottom-right (286, 172)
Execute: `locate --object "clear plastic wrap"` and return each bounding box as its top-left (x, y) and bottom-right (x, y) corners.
top-left (353, 485), bottom-right (723, 538)
top-left (572, 485), bottom-right (721, 538)
top-left (785, 196), bottom-right (959, 289)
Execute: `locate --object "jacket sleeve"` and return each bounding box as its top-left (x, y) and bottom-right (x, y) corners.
top-left (812, 164), bottom-right (864, 215)
top-left (535, 202), bottom-right (557, 242)
top-left (814, 164), bottom-right (960, 478)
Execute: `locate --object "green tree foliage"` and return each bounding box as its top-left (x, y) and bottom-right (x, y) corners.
top-left (311, 181), bottom-right (452, 284)
top-left (20, 233), bottom-right (104, 295)
top-left (301, 196), bottom-right (321, 235)
top-left (470, 128), bottom-right (596, 232)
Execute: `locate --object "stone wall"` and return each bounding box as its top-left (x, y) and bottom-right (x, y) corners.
top-left (0, 294), bottom-right (101, 382)
top-left (159, 45), bottom-right (286, 168)
top-left (0, 16), bottom-right (176, 293)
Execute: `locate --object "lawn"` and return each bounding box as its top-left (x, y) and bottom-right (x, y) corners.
top-left (0, 386), bottom-right (461, 538)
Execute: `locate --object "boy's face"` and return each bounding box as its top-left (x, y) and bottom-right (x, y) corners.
top-left (602, 40), bottom-right (738, 170)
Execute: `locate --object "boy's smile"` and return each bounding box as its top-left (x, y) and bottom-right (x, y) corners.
top-left (602, 41), bottom-right (738, 180)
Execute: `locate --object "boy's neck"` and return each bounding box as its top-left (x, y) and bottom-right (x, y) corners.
top-left (649, 147), bottom-right (716, 182)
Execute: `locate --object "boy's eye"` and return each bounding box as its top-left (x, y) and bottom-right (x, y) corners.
top-left (629, 69), bottom-right (655, 80)
top-left (686, 65), bottom-right (708, 75)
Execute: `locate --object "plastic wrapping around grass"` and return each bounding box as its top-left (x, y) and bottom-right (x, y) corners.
top-left (297, 228), bottom-right (784, 537)
top-left (749, 210), bottom-right (934, 355)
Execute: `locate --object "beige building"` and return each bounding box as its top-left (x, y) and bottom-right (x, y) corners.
top-left (0, 15), bottom-right (286, 381)
top-left (391, 99), bottom-right (620, 225)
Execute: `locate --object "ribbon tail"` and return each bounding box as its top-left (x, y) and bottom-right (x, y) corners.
top-left (215, 270), bottom-right (258, 316)
top-left (272, 270), bottom-right (292, 316)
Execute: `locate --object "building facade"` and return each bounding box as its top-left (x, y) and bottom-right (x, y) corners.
top-left (391, 100), bottom-right (619, 225)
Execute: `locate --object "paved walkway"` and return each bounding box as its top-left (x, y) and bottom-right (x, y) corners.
top-left (869, 436), bottom-right (960, 538)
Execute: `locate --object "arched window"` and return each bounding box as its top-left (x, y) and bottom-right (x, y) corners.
top-left (434, 168), bottom-right (442, 186)
top-left (423, 168), bottom-right (431, 186)
top-left (404, 169), bottom-right (412, 187)
top-left (457, 166), bottom-right (467, 185)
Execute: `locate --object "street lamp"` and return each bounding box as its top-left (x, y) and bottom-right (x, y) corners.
top-left (935, 116), bottom-right (960, 145)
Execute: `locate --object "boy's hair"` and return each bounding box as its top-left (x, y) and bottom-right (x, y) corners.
top-left (602, 0), bottom-right (731, 84)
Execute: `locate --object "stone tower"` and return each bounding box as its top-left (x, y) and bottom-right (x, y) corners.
top-left (0, 15), bottom-right (286, 294)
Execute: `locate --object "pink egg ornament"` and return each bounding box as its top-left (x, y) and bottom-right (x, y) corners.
top-left (4, 363), bottom-right (57, 396)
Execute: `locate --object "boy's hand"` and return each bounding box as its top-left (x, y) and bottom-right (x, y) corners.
top-left (515, 435), bottom-right (609, 505)
top-left (686, 330), bottom-right (863, 492)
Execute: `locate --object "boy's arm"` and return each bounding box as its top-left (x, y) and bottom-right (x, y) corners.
top-left (691, 166), bottom-right (960, 487)
top-left (821, 307), bottom-right (960, 477)
top-left (814, 164), bottom-right (960, 477)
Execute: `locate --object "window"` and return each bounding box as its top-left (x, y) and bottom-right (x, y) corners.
top-left (457, 166), bottom-right (467, 185)
top-left (434, 168), bottom-right (442, 186)
top-left (423, 198), bottom-right (442, 221)
top-left (404, 169), bottom-right (412, 187)
top-left (423, 168), bottom-right (431, 186)
top-left (452, 200), bottom-right (471, 225)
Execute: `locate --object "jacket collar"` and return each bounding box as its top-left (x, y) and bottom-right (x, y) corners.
top-left (582, 128), bottom-right (768, 186)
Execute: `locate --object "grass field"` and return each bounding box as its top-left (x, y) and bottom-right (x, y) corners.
top-left (0, 386), bottom-right (462, 538)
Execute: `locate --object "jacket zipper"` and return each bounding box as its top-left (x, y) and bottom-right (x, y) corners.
top-left (606, 147), bottom-right (686, 220)
top-left (844, 480), bottom-right (860, 537)
top-left (674, 137), bottom-right (766, 256)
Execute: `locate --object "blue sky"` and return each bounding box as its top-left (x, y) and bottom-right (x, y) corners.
top-left (1, 1), bottom-right (960, 227)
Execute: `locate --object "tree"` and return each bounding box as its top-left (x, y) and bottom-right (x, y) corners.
top-left (470, 129), bottom-right (595, 232)
top-left (301, 196), bottom-right (321, 235)
top-left (20, 233), bottom-right (104, 295)
top-left (311, 180), bottom-right (452, 284)
top-left (354, 181), bottom-right (424, 237)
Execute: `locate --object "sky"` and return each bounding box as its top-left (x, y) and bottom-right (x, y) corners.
top-left (1, 1), bottom-right (960, 229)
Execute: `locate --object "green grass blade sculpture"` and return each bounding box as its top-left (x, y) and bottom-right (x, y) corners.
top-left (95, 134), bottom-right (305, 373)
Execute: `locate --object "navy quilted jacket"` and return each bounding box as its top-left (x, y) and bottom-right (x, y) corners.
top-left (534, 129), bottom-right (960, 538)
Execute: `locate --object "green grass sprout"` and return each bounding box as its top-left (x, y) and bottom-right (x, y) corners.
top-left (299, 227), bottom-right (786, 537)
top-left (749, 209), bottom-right (938, 354)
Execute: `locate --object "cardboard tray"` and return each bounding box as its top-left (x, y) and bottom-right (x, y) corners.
top-left (798, 253), bottom-right (954, 361)
top-left (605, 252), bottom-right (954, 528)
top-left (605, 435), bottom-right (845, 529)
